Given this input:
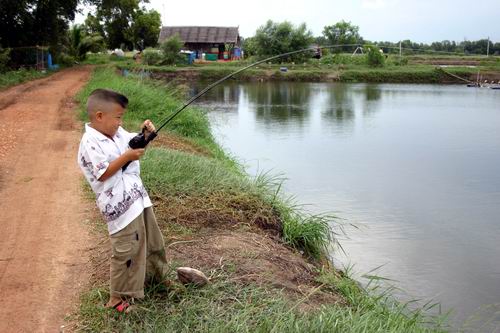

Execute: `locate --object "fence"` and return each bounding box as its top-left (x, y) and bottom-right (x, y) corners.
top-left (5, 46), bottom-right (49, 70)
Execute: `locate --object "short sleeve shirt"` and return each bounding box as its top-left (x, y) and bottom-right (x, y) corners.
top-left (77, 123), bottom-right (152, 235)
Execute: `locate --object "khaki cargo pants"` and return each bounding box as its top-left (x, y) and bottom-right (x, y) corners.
top-left (109, 207), bottom-right (168, 298)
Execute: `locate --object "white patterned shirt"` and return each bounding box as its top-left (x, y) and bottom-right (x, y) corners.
top-left (77, 123), bottom-right (152, 235)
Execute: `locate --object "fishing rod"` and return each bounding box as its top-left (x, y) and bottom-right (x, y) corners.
top-left (123, 44), bottom-right (354, 170)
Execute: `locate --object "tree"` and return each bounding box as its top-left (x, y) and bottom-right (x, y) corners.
top-left (241, 37), bottom-right (257, 57)
top-left (67, 25), bottom-right (105, 60)
top-left (0, 46), bottom-right (10, 73)
top-left (84, 0), bottom-right (161, 50)
top-left (322, 21), bottom-right (361, 52)
top-left (0, 0), bottom-right (78, 48)
top-left (103, 1), bottom-right (138, 49)
top-left (252, 20), bottom-right (314, 62)
top-left (83, 13), bottom-right (105, 37)
top-left (159, 35), bottom-right (184, 65)
top-left (128, 9), bottom-right (161, 49)
top-left (314, 35), bottom-right (328, 46)
top-left (364, 45), bottom-right (385, 67)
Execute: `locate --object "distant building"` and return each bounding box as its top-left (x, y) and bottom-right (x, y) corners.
top-left (158, 26), bottom-right (241, 61)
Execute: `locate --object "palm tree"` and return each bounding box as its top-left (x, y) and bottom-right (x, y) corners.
top-left (68, 25), bottom-right (105, 60)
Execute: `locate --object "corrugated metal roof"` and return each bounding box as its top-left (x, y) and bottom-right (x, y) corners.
top-left (158, 26), bottom-right (239, 44)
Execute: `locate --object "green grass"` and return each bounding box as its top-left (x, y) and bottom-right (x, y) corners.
top-left (75, 66), bottom-right (450, 332)
top-left (142, 148), bottom-right (249, 195)
top-left (117, 62), bottom-right (490, 84)
top-left (81, 53), bottom-right (137, 65)
top-left (77, 264), bottom-right (448, 332)
top-left (0, 67), bottom-right (52, 89)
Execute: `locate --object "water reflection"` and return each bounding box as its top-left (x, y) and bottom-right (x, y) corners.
top-left (193, 83), bottom-right (241, 103)
top-left (243, 82), bottom-right (312, 127)
top-left (196, 82), bottom-right (386, 133)
top-left (356, 84), bottom-right (383, 117)
top-left (364, 84), bottom-right (382, 101)
top-left (321, 84), bottom-right (355, 128)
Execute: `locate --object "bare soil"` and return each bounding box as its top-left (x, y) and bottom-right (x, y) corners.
top-left (154, 194), bottom-right (344, 309)
top-left (0, 67), bottom-right (93, 333)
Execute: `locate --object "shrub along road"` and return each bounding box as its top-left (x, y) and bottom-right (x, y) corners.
top-left (0, 67), bottom-right (93, 332)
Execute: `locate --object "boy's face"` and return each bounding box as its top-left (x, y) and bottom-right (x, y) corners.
top-left (94, 103), bottom-right (124, 138)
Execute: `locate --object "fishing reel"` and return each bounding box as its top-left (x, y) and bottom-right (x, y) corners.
top-left (129, 128), bottom-right (158, 149)
top-left (122, 128), bottom-right (158, 171)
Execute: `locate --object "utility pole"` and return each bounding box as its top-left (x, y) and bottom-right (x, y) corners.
top-left (399, 41), bottom-right (402, 58)
top-left (162, 3), bottom-right (166, 25)
top-left (487, 36), bottom-right (490, 57)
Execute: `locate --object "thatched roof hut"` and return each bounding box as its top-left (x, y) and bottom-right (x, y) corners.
top-left (158, 26), bottom-right (241, 60)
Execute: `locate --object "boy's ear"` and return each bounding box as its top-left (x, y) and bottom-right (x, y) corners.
top-left (95, 111), bottom-right (104, 121)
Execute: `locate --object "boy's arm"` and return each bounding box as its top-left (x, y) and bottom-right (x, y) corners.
top-left (101, 120), bottom-right (154, 181)
top-left (98, 149), bottom-right (145, 182)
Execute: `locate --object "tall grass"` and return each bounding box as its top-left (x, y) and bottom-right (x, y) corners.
top-left (0, 68), bottom-right (50, 89)
top-left (141, 148), bottom-right (249, 195)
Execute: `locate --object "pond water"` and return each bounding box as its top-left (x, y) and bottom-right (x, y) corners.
top-left (191, 81), bottom-right (500, 330)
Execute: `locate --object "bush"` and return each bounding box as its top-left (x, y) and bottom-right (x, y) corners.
top-left (142, 48), bottom-right (162, 65)
top-left (0, 47), bottom-right (10, 73)
top-left (0, 68), bottom-right (47, 89)
top-left (159, 35), bottom-right (184, 65)
top-left (390, 56), bottom-right (409, 66)
top-left (320, 53), bottom-right (366, 65)
top-left (58, 53), bottom-right (76, 66)
top-left (365, 45), bottom-right (385, 67)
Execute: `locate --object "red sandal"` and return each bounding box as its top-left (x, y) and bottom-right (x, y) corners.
top-left (114, 301), bottom-right (130, 313)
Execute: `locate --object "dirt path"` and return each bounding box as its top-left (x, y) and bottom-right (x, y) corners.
top-left (0, 67), bottom-right (93, 332)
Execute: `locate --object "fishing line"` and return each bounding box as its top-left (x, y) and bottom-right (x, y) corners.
top-left (123, 42), bottom-right (471, 170)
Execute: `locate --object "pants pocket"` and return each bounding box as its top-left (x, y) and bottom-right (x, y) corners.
top-left (111, 232), bottom-right (139, 259)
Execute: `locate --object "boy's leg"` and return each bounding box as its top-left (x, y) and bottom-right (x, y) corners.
top-left (143, 207), bottom-right (170, 282)
top-left (109, 212), bottom-right (147, 300)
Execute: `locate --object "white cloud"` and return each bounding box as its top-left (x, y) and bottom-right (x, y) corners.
top-left (361, 0), bottom-right (388, 9)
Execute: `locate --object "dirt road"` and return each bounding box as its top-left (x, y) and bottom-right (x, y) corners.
top-left (0, 67), bottom-right (93, 332)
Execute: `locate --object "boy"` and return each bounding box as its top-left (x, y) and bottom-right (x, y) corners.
top-left (77, 88), bottom-right (168, 311)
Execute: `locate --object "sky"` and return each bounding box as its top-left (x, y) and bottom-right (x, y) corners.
top-left (75, 0), bottom-right (500, 43)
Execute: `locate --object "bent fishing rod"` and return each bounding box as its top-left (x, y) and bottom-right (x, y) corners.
top-left (123, 44), bottom-right (353, 170)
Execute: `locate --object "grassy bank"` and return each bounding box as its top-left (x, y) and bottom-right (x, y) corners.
top-left (82, 52), bottom-right (500, 84)
top-left (118, 62), bottom-right (486, 84)
top-left (74, 66), bottom-right (448, 332)
top-left (0, 68), bottom-right (52, 90)
top-left (117, 51), bottom-right (500, 84)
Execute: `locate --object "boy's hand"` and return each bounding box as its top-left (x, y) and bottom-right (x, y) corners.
top-left (98, 148), bottom-right (145, 181)
top-left (142, 120), bottom-right (156, 136)
top-left (125, 148), bottom-right (145, 161)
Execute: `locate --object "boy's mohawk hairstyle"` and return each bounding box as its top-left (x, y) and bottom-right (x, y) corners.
top-left (88, 89), bottom-right (129, 108)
